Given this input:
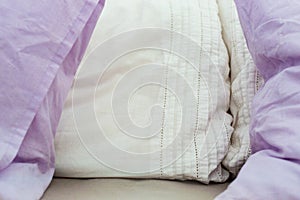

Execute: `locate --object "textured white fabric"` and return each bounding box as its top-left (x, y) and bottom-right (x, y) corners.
top-left (54, 0), bottom-right (233, 183)
top-left (217, 0), bottom-right (264, 174)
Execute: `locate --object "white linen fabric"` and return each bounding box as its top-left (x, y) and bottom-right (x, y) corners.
top-left (54, 0), bottom-right (233, 183)
top-left (217, 0), bottom-right (264, 174)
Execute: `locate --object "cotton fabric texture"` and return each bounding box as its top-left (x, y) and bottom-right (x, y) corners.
top-left (0, 1), bottom-right (105, 199)
top-left (55, 0), bottom-right (233, 183)
top-left (217, 0), bottom-right (263, 175)
top-left (216, 0), bottom-right (300, 199)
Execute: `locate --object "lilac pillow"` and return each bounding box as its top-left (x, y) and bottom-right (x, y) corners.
top-left (216, 0), bottom-right (300, 199)
top-left (0, 1), bottom-right (104, 199)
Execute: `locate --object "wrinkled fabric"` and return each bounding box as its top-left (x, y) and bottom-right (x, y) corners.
top-left (0, 1), bottom-right (105, 199)
top-left (216, 1), bottom-right (300, 199)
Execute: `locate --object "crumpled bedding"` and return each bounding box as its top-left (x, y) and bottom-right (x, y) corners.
top-left (0, 1), bottom-right (104, 199)
top-left (216, 0), bottom-right (300, 199)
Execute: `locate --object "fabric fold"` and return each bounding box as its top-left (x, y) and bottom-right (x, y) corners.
top-left (0, 1), bottom-right (105, 199)
top-left (216, 1), bottom-right (300, 199)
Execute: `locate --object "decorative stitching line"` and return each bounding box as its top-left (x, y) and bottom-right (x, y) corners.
top-left (193, 1), bottom-right (206, 179)
top-left (160, 0), bottom-right (174, 177)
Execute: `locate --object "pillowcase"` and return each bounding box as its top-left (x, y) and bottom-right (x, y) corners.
top-left (217, 0), bottom-right (263, 174)
top-left (54, 0), bottom-right (233, 183)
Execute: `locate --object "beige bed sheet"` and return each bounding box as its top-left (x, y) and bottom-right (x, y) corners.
top-left (42, 178), bottom-right (228, 200)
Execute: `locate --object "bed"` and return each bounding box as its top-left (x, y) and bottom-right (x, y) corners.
top-left (3, 0), bottom-right (298, 199)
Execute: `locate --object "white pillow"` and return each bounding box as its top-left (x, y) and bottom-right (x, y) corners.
top-left (217, 0), bottom-right (264, 174)
top-left (54, 0), bottom-right (233, 183)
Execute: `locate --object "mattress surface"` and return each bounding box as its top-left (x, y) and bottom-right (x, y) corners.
top-left (42, 178), bottom-right (228, 200)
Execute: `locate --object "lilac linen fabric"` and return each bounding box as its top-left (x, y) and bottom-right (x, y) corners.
top-left (216, 1), bottom-right (300, 200)
top-left (0, 0), bottom-right (104, 199)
